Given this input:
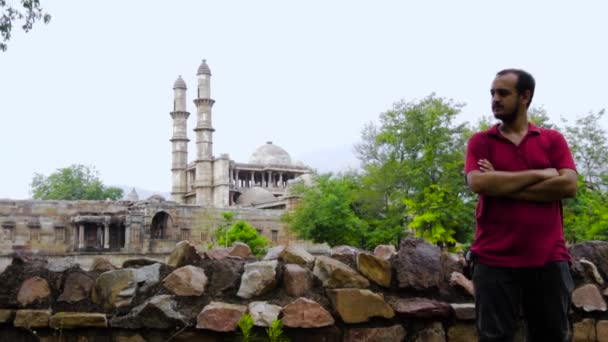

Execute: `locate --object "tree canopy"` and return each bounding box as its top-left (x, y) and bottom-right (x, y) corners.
top-left (0, 0), bottom-right (51, 51)
top-left (30, 164), bottom-right (123, 200)
top-left (285, 94), bottom-right (608, 249)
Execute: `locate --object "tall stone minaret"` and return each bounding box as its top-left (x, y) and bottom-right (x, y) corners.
top-left (193, 59), bottom-right (215, 206)
top-left (170, 76), bottom-right (190, 203)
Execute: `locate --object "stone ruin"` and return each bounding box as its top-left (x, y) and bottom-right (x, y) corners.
top-left (0, 237), bottom-right (608, 341)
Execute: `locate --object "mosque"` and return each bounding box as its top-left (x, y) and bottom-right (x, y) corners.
top-left (168, 60), bottom-right (311, 209)
top-left (0, 59), bottom-right (313, 265)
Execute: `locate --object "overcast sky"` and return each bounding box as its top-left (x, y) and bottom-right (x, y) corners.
top-left (1, 1), bottom-right (607, 199)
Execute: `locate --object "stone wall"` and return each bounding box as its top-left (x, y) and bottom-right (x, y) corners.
top-left (0, 199), bottom-right (297, 260)
top-left (1, 238), bottom-right (607, 341)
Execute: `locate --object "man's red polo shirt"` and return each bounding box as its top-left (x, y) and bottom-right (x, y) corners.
top-left (465, 123), bottom-right (576, 267)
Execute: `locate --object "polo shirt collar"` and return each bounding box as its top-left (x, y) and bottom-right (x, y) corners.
top-left (487, 122), bottom-right (542, 137)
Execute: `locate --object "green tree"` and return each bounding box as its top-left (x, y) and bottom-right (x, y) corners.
top-left (563, 109), bottom-right (608, 189)
top-left (0, 0), bottom-right (51, 51)
top-left (354, 94), bottom-right (475, 245)
top-left (217, 220), bottom-right (269, 257)
top-left (284, 173), bottom-right (367, 247)
top-left (30, 164), bottom-right (123, 200)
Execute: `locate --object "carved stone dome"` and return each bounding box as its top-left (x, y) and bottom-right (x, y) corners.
top-left (236, 187), bottom-right (276, 206)
top-left (173, 76), bottom-right (187, 90)
top-left (197, 59), bottom-right (212, 76)
top-left (249, 142), bottom-right (292, 165)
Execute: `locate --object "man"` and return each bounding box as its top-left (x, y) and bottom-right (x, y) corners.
top-left (465, 69), bottom-right (577, 342)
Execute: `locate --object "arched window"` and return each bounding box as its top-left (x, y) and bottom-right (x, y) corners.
top-left (150, 211), bottom-right (173, 240)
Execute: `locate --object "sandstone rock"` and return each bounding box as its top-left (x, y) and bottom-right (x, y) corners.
top-left (207, 258), bottom-right (245, 296)
top-left (110, 294), bottom-right (187, 329)
top-left (90, 257), bottom-right (118, 272)
top-left (447, 323), bottom-right (478, 342)
top-left (58, 272), bottom-right (95, 303)
top-left (14, 309), bottom-right (51, 328)
top-left (374, 244), bottom-right (397, 260)
top-left (17, 276), bottom-right (51, 307)
top-left (48, 257), bottom-right (79, 272)
top-left (344, 324), bottom-right (406, 342)
top-left (263, 246), bottom-right (285, 260)
top-left (580, 258), bottom-right (605, 285)
top-left (133, 262), bottom-right (162, 292)
top-left (415, 321), bottom-right (445, 342)
top-left (283, 263), bottom-right (313, 297)
top-left (389, 297), bottom-right (451, 319)
top-left (167, 240), bottom-right (203, 268)
top-left (0, 309), bottom-right (14, 323)
top-left (596, 320), bottom-right (608, 342)
top-left (450, 303), bottom-right (476, 320)
top-left (449, 272), bottom-right (474, 297)
top-left (229, 242), bottom-right (252, 258)
top-left (205, 248), bottom-right (230, 260)
top-left (357, 252), bottom-right (391, 288)
top-left (49, 312), bottom-right (108, 329)
top-left (196, 301), bottom-right (247, 332)
top-left (573, 318), bottom-right (596, 342)
top-left (122, 258), bottom-right (159, 268)
top-left (92, 268), bottom-right (137, 310)
top-left (327, 289), bottom-right (394, 323)
top-left (237, 260), bottom-right (278, 299)
top-left (313, 255), bottom-right (369, 289)
top-left (572, 284), bottom-right (607, 312)
top-left (281, 297), bottom-right (335, 328)
top-left (279, 245), bottom-right (315, 267)
top-left (248, 301), bottom-right (282, 327)
top-left (162, 265), bottom-right (208, 296)
top-left (394, 237), bottom-right (441, 290)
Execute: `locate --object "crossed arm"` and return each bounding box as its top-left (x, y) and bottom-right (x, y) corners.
top-left (466, 159), bottom-right (577, 202)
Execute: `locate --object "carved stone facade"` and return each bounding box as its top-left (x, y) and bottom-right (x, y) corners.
top-left (0, 198), bottom-right (296, 267)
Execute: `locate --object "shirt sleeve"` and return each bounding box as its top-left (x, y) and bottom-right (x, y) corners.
top-left (549, 131), bottom-right (577, 171)
top-left (465, 132), bottom-right (489, 175)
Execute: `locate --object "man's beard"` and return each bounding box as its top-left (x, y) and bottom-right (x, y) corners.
top-left (493, 98), bottom-right (521, 123)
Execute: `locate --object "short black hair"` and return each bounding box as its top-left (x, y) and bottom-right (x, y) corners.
top-left (496, 69), bottom-right (535, 108)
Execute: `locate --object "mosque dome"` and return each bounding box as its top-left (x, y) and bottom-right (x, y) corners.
top-left (197, 59), bottom-right (212, 76)
top-left (249, 142), bottom-right (292, 165)
top-left (236, 187), bottom-right (277, 206)
top-left (173, 76), bottom-right (187, 90)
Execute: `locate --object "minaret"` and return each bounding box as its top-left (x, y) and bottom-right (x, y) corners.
top-left (170, 75), bottom-right (190, 203)
top-left (193, 59), bottom-right (216, 206)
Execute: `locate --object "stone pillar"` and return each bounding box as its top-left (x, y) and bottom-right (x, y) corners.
top-left (104, 222), bottom-right (110, 249)
top-left (236, 170), bottom-right (240, 187)
top-left (250, 172), bottom-right (254, 187)
top-left (124, 225), bottom-right (131, 249)
top-left (267, 171), bottom-right (272, 188)
top-left (78, 224), bottom-right (85, 249)
top-left (279, 172), bottom-right (284, 188)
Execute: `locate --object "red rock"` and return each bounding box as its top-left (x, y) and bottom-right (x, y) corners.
top-left (374, 244), bottom-right (397, 260)
top-left (283, 263), bottom-right (313, 297)
top-left (572, 284), bottom-right (607, 312)
top-left (343, 324), bottom-right (406, 342)
top-left (196, 302), bottom-right (247, 332)
top-left (389, 297), bottom-right (451, 319)
top-left (17, 276), bottom-right (50, 307)
top-left (282, 297), bottom-right (335, 328)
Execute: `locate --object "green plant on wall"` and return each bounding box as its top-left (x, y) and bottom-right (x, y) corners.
top-left (217, 219), bottom-right (269, 257)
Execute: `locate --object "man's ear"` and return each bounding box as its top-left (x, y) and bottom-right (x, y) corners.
top-left (521, 89), bottom-right (532, 107)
